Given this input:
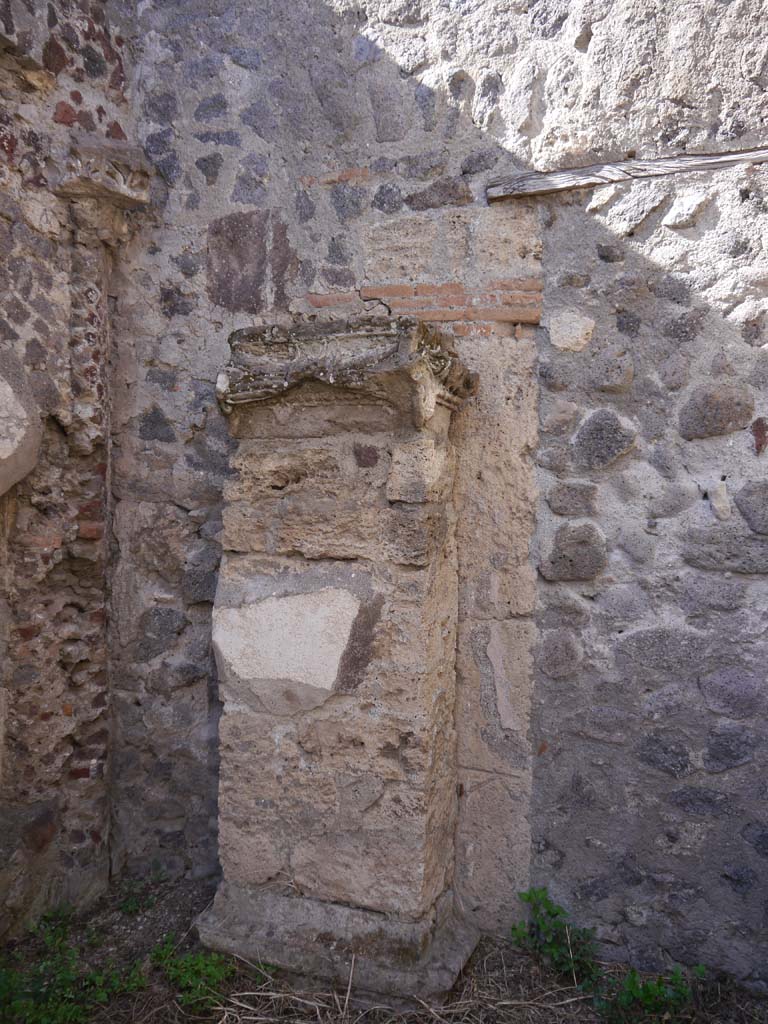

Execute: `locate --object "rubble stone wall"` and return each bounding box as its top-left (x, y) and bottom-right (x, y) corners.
top-left (3, 0), bottom-right (767, 989)
top-left (0, 0), bottom-right (139, 936)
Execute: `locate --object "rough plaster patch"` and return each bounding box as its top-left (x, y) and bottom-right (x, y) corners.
top-left (213, 588), bottom-right (360, 691)
top-left (0, 381), bottom-right (29, 458)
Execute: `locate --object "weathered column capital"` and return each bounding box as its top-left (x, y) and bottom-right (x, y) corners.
top-left (52, 143), bottom-right (151, 244)
top-left (215, 316), bottom-right (478, 426)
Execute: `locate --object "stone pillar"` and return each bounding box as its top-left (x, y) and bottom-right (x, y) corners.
top-left (199, 317), bottom-right (479, 995)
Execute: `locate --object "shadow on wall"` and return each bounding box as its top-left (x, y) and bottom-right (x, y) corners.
top-left (107, 0), bottom-right (768, 987)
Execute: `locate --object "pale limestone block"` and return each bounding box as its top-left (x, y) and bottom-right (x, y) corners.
top-left (710, 480), bottom-right (731, 521)
top-left (548, 310), bottom-right (595, 352)
top-left (662, 191), bottom-right (710, 229)
top-left (0, 376), bottom-right (42, 498)
top-left (486, 619), bottom-right (536, 736)
top-left (386, 438), bottom-right (453, 503)
top-left (213, 589), bottom-right (360, 714)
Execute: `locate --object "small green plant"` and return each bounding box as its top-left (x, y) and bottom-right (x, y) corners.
top-left (0, 907), bottom-right (146, 1024)
top-left (512, 888), bottom-right (706, 1022)
top-left (151, 935), bottom-right (237, 1010)
top-left (117, 878), bottom-right (157, 916)
top-left (511, 886), bottom-right (599, 987)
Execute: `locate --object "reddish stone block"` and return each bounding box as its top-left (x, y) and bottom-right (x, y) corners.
top-left (43, 36), bottom-right (67, 75)
top-left (307, 292), bottom-right (357, 308)
top-left (78, 521), bottom-right (104, 540)
top-left (106, 120), bottom-right (127, 140)
top-left (53, 101), bottom-right (77, 126)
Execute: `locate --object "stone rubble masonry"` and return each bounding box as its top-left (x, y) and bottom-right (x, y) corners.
top-left (1, 0), bottom-right (766, 997)
top-left (198, 318), bottom-right (479, 994)
top-left (0, 1), bottom-right (146, 939)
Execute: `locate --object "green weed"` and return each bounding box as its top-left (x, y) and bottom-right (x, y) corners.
top-left (150, 935), bottom-right (238, 1010)
top-left (512, 887), bottom-right (706, 1022)
top-left (0, 906), bottom-right (147, 1024)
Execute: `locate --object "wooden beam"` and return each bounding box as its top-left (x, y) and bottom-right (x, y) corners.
top-left (486, 146), bottom-right (768, 202)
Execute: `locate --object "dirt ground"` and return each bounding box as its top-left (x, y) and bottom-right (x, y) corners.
top-left (3, 877), bottom-right (767, 1024)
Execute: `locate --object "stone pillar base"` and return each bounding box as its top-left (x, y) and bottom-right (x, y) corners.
top-left (198, 883), bottom-right (477, 998)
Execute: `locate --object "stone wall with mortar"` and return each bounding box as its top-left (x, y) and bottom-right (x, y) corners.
top-left (0, 0), bottom-right (141, 936)
top-left (107, 0), bottom-right (542, 920)
top-left (3, 0), bottom-right (760, 985)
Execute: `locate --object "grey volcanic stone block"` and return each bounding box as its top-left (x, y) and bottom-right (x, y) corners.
top-left (540, 522), bottom-right (607, 580)
top-left (572, 409), bottom-right (636, 469)
top-left (678, 383), bottom-right (754, 440)
top-left (637, 730), bottom-right (692, 777)
top-left (538, 629), bottom-right (583, 678)
top-left (741, 823), bottom-right (768, 857)
top-left (734, 482), bottom-right (768, 534)
top-left (615, 627), bottom-right (700, 685)
top-left (682, 524), bottom-right (768, 573)
top-left (546, 480), bottom-right (598, 516)
top-left (699, 668), bottom-right (762, 719)
top-left (704, 723), bottom-right (757, 773)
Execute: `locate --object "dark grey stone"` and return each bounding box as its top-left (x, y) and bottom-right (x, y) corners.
top-left (195, 153), bottom-right (223, 185)
top-left (81, 44), bottom-right (107, 78)
top-left (721, 864), bottom-right (757, 894)
top-left (327, 236), bottom-right (350, 265)
top-left (741, 822), bottom-right (768, 857)
top-left (139, 406), bottom-right (176, 443)
top-left (678, 383), bottom-right (755, 440)
top-left (330, 183), bottom-right (366, 222)
top-left (681, 574), bottom-right (746, 614)
top-left (699, 667), bottom-right (762, 719)
top-left (398, 150), bottom-right (446, 180)
top-left (597, 243), bottom-right (623, 263)
top-left (538, 629), bottom-right (583, 678)
top-left (638, 730), bottom-right (692, 777)
top-left (666, 786), bottom-right (731, 817)
top-left (143, 92), bottom-right (178, 125)
top-left (615, 626), bottom-right (700, 685)
top-left (226, 46), bottom-right (261, 70)
top-left (546, 480), bottom-right (598, 517)
top-left (650, 275), bottom-right (691, 305)
top-left (414, 83), bottom-right (436, 131)
top-left (591, 347), bottom-right (634, 393)
top-left (704, 723), bottom-right (757, 773)
top-left (136, 607), bottom-right (189, 662)
top-left (538, 361), bottom-right (570, 392)
top-left (195, 130), bottom-right (241, 147)
top-left (540, 522), bottom-right (607, 581)
top-left (616, 310), bottom-right (641, 336)
top-left (240, 100), bottom-right (279, 138)
top-left (572, 409), bottom-right (636, 469)
top-left (154, 152), bottom-right (182, 186)
top-left (231, 171), bottom-right (267, 205)
top-left (144, 128), bottom-right (173, 159)
top-left (171, 251), bottom-right (202, 278)
top-left (735, 482), bottom-right (768, 534)
top-left (160, 285), bottom-right (195, 318)
top-left (194, 94), bottom-right (228, 121)
top-left (681, 524), bottom-right (768, 574)
top-left (460, 149), bottom-right (499, 175)
top-left (295, 191), bottom-right (316, 223)
top-left (662, 309), bottom-right (706, 344)
top-left (372, 184), bottom-right (403, 214)
top-left (405, 176), bottom-right (472, 210)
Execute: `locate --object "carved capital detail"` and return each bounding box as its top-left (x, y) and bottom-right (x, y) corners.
top-left (215, 316), bottom-right (478, 427)
top-left (53, 144), bottom-right (151, 210)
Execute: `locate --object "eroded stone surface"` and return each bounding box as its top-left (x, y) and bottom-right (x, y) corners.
top-left (205, 317), bottom-right (476, 994)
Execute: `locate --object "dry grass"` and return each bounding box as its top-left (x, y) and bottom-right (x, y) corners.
top-left (89, 937), bottom-right (768, 1024)
top-left (7, 879), bottom-right (767, 1024)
